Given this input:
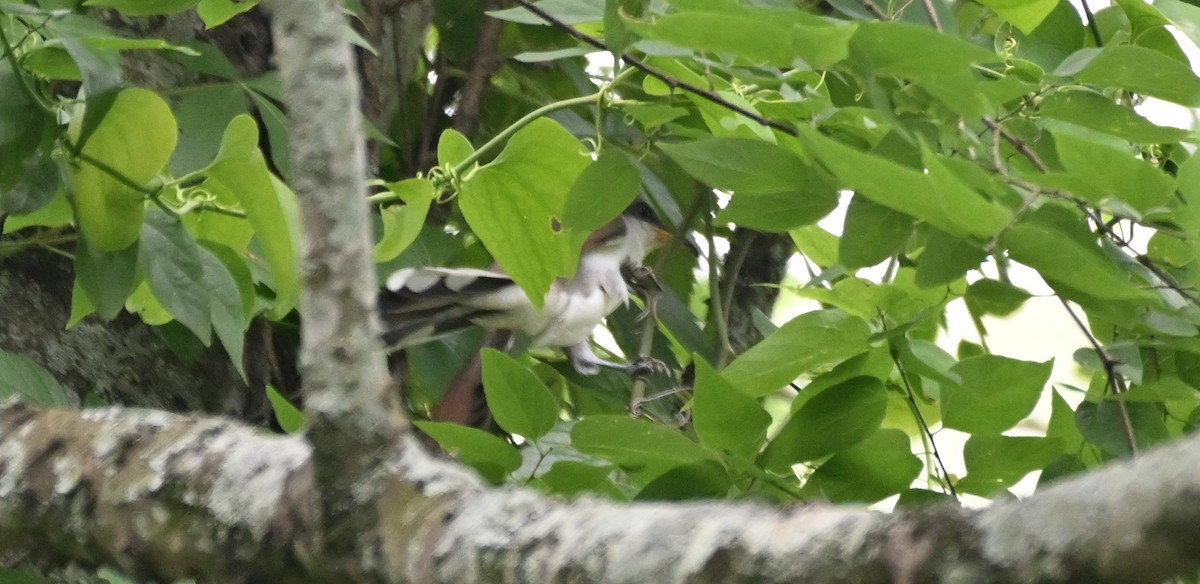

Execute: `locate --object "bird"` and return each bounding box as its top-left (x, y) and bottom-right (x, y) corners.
top-left (378, 201), bottom-right (675, 376)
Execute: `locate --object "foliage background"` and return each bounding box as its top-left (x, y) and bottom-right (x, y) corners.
top-left (4, 0), bottom-right (1200, 543)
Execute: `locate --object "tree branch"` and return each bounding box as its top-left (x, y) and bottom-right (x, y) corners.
top-left (271, 0), bottom-right (406, 575)
top-left (4, 400), bottom-right (1200, 583)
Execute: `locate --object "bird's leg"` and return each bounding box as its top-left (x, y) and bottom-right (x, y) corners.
top-left (565, 343), bottom-right (669, 377)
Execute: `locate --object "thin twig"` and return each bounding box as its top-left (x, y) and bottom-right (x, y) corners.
top-left (860, 0), bottom-right (889, 20)
top-left (1079, 0), bottom-right (1103, 47)
top-left (510, 0), bottom-right (797, 136)
top-left (982, 117), bottom-right (1048, 173)
top-left (920, 0), bottom-right (943, 31)
top-left (1057, 298), bottom-right (1138, 455)
top-left (704, 205), bottom-right (733, 367)
top-left (882, 313), bottom-right (959, 499)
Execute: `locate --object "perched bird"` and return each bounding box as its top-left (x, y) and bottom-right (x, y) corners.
top-left (379, 201), bottom-right (674, 375)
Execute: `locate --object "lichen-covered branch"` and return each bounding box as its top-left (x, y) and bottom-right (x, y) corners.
top-left (3, 400), bottom-right (1200, 583)
top-left (271, 0), bottom-right (411, 576)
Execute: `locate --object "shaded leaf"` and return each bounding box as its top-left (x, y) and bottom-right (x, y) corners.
top-left (0, 350), bottom-right (71, 407)
top-left (941, 355), bottom-right (1052, 434)
top-left (692, 360), bottom-right (771, 458)
top-left (139, 209), bottom-right (211, 344)
top-left (802, 429), bottom-right (922, 502)
top-left (759, 376), bottom-right (888, 470)
top-left (721, 309), bottom-right (872, 396)
top-left (481, 349), bottom-right (559, 440)
top-left (266, 385), bottom-right (304, 433)
top-left (573, 415), bottom-right (713, 467)
top-left (416, 421), bottom-right (523, 484)
top-left (1075, 45), bottom-right (1200, 106)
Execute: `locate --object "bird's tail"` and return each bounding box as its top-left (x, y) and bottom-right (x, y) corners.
top-left (378, 267), bottom-right (512, 349)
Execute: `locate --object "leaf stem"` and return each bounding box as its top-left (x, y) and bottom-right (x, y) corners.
top-left (451, 92), bottom-right (603, 177)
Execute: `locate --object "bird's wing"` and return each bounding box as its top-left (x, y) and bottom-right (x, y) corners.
top-left (383, 267), bottom-right (514, 300)
top-left (379, 267), bottom-right (525, 349)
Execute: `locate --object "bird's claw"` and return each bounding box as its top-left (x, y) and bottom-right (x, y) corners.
top-left (626, 356), bottom-right (671, 377)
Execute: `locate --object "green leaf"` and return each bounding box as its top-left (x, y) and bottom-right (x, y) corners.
top-left (70, 87), bottom-right (177, 252)
top-left (60, 36), bottom-right (121, 98)
top-left (573, 415), bottom-right (713, 467)
top-left (721, 309), bottom-right (872, 396)
top-left (976, 0), bottom-right (1058, 33)
top-left (488, 0), bottom-right (604, 24)
top-left (459, 118), bottom-right (591, 306)
top-left (437, 128), bottom-right (475, 169)
top-left (660, 138), bottom-right (811, 193)
top-left (0, 350), bottom-right (71, 407)
top-left (171, 84), bottom-right (248, 175)
top-left (203, 115), bottom-right (301, 319)
top-left (1157, 0), bottom-right (1200, 50)
top-left (415, 421), bottom-right (523, 484)
top-left (603, 0), bottom-right (634, 55)
top-left (624, 6), bottom-right (855, 67)
top-left (200, 241), bottom-right (257, 321)
top-left (265, 385), bottom-right (305, 433)
top-left (374, 179), bottom-right (434, 263)
top-left (82, 0), bottom-right (199, 16)
top-left (481, 349), bottom-right (559, 440)
top-left (716, 185), bottom-right (839, 232)
top-left (941, 355), bottom-right (1052, 434)
top-left (1075, 45), bottom-right (1200, 106)
top-left (790, 224), bottom-right (839, 267)
top-left (964, 279), bottom-right (1031, 317)
top-left (636, 460), bottom-right (732, 501)
top-left (197, 0), bottom-right (260, 27)
top-left (759, 376), bottom-right (888, 470)
top-left (692, 360), bottom-right (771, 458)
top-left (1003, 205), bottom-right (1152, 301)
top-left (198, 245), bottom-right (246, 376)
top-left (914, 228), bottom-right (986, 287)
top-left (1031, 130), bottom-right (1174, 212)
top-left (538, 460), bottom-right (617, 498)
top-left (802, 429), bottom-right (922, 502)
top-left (562, 150), bottom-right (641, 234)
top-left (958, 435), bottom-right (1064, 495)
top-left (73, 234), bottom-right (139, 320)
top-left (798, 128), bottom-right (1010, 239)
top-left (1112, 377), bottom-right (1199, 402)
top-left (139, 209), bottom-right (212, 344)
top-left (838, 196), bottom-right (913, 269)
top-left (1039, 91), bottom-right (1190, 144)
top-left (1, 152), bottom-right (60, 216)
top-left (246, 89), bottom-right (291, 180)
top-left (1075, 400), bottom-right (1170, 457)
top-left (849, 22), bottom-right (998, 115)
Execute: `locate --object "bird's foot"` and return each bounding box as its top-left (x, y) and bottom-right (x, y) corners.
top-left (625, 356), bottom-right (671, 377)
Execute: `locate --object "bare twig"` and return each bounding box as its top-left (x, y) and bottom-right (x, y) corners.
top-left (920, 0), bottom-right (944, 31)
top-left (510, 0), bottom-right (798, 136)
top-left (1057, 298), bottom-right (1138, 455)
top-left (881, 313), bottom-right (959, 499)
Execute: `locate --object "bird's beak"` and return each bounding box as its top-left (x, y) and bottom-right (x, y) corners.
top-left (654, 227), bottom-right (673, 247)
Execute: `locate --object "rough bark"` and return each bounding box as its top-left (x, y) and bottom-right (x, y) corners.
top-left (271, 0), bottom-right (408, 578)
top-left (0, 251), bottom-right (251, 415)
top-left (3, 400), bottom-right (1200, 583)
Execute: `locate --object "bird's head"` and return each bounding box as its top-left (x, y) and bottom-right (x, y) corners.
top-left (583, 201), bottom-right (675, 266)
